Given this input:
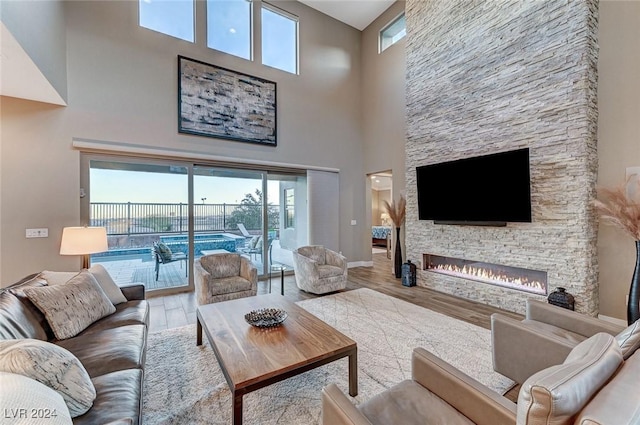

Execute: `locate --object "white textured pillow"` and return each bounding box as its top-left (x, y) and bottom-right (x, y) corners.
top-left (0, 371), bottom-right (72, 424)
top-left (88, 264), bottom-right (127, 305)
top-left (0, 340), bottom-right (95, 418)
top-left (39, 270), bottom-right (79, 286)
top-left (24, 271), bottom-right (116, 340)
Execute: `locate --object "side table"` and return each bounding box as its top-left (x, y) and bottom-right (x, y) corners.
top-left (270, 264), bottom-right (287, 296)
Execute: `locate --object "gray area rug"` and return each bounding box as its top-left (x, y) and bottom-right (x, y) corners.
top-left (142, 288), bottom-right (514, 424)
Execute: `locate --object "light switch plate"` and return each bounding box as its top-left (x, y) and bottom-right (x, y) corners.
top-left (26, 228), bottom-right (48, 238)
top-left (350, 220), bottom-right (357, 225)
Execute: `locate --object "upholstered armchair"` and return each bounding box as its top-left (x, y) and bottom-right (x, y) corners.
top-left (194, 253), bottom-right (257, 306)
top-left (491, 298), bottom-right (640, 384)
top-left (292, 245), bottom-right (347, 295)
top-left (323, 333), bottom-right (637, 425)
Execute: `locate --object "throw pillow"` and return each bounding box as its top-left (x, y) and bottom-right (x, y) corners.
top-left (88, 264), bottom-right (127, 305)
top-left (0, 371), bottom-right (73, 424)
top-left (250, 235), bottom-right (261, 249)
top-left (0, 340), bottom-right (95, 418)
top-left (616, 319), bottom-right (640, 360)
top-left (156, 242), bottom-right (173, 261)
top-left (24, 271), bottom-right (116, 340)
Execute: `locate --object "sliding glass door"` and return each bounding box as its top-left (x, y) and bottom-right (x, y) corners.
top-left (193, 166), bottom-right (267, 273)
top-left (81, 154), bottom-right (309, 294)
top-left (84, 159), bottom-right (191, 294)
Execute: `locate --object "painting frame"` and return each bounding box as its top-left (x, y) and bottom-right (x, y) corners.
top-left (177, 55), bottom-right (277, 146)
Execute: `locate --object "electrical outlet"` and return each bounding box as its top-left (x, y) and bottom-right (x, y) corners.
top-left (350, 220), bottom-right (357, 225)
top-left (26, 228), bottom-right (48, 238)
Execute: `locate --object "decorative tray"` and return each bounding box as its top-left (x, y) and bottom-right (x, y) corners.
top-left (244, 308), bottom-right (288, 328)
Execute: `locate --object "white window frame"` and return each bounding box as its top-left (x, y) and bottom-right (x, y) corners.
top-left (206, 0), bottom-right (253, 61)
top-left (261, 2), bottom-right (299, 75)
top-left (138, 0), bottom-right (195, 43)
top-left (379, 12), bottom-right (406, 53)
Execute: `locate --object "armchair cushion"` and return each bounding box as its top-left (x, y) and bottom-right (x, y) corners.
top-left (358, 380), bottom-right (475, 425)
top-left (199, 253), bottom-right (241, 279)
top-left (517, 333), bottom-right (623, 425)
top-left (520, 319), bottom-right (588, 344)
top-left (318, 265), bottom-right (344, 279)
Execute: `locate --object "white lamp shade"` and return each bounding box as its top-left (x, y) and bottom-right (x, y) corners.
top-left (59, 227), bottom-right (108, 255)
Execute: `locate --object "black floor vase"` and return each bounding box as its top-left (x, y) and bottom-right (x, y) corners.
top-left (394, 227), bottom-right (402, 279)
top-left (628, 240), bottom-right (640, 325)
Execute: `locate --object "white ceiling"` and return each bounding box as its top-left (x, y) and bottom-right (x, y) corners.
top-left (298, 0), bottom-right (396, 31)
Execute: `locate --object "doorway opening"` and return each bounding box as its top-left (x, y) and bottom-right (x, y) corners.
top-left (369, 171), bottom-right (393, 258)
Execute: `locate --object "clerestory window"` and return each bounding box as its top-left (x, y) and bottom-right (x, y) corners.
top-left (207, 0), bottom-right (252, 60)
top-left (139, 0), bottom-right (194, 42)
top-left (261, 4), bottom-right (298, 74)
top-left (379, 13), bottom-right (406, 53)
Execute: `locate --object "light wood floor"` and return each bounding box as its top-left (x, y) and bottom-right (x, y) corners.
top-left (148, 252), bottom-right (523, 333)
top-left (148, 251), bottom-right (523, 400)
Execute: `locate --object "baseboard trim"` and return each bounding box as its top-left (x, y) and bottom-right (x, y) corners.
top-left (348, 261), bottom-right (373, 268)
top-left (597, 314), bottom-right (627, 327)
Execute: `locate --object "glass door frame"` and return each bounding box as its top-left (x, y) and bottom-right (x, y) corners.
top-left (80, 153), bottom-right (196, 296)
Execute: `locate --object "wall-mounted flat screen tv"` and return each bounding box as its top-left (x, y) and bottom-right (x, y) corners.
top-left (416, 148), bottom-right (532, 225)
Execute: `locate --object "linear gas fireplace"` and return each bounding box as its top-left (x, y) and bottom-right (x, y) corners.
top-left (423, 254), bottom-right (548, 295)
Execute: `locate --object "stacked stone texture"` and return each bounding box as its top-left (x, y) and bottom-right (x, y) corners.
top-left (405, 0), bottom-right (599, 315)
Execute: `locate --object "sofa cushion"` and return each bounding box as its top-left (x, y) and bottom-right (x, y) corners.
top-left (0, 339), bottom-right (96, 417)
top-left (7, 275), bottom-right (54, 340)
top-left (0, 371), bottom-right (73, 424)
top-left (81, 300), bottom-right (149, 334)
top-left (359, 379), bottom-right (475, 425)
top-left (517, 333), bottom-right (623, 425)
top-left (73, 369), bottom-right (142, 425)
top-left (24, 271), bottom-right (116, 340)
top-left (574, 348), bottom-right (640, 425)
top-left (0, 290), bottom-right (48, 341)
top-left (88, 264), bottom-right (128, 305)
top-left (55, 325), bottom-right (146, 378)
top-left (615, 319), bottom-right (640, 360)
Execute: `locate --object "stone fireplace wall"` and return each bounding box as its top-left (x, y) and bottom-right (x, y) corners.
top-left (405, 0), bottom-right (599, 315)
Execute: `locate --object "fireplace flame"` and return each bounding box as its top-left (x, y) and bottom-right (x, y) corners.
top-left (429, 263), bottom-right (546, 293)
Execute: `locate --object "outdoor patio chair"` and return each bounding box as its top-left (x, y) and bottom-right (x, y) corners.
top-left (152, 242), bottom-right (187, 281)
top-left (237, 223), bottom-right (252, 238)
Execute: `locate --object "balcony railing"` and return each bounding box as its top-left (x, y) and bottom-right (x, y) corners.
top-left (90, 202), bottom-right (280, 236)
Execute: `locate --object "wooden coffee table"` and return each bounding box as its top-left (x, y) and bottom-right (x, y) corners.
top-left (196, 294), bottom-right (358, 425)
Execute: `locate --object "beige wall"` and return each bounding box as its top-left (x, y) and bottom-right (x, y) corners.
top-left (361, 1), bottom-right (407, 261)
top-left (597, 1), bottom-right (640, 320)
top-left (0, 0), bottom-right (368, 285)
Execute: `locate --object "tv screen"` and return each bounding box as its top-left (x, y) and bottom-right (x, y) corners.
top-left (416, 148), bottom-right (532, 225)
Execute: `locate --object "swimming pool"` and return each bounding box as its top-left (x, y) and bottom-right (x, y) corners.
top-left (92, 233), bottom-right (247, 260)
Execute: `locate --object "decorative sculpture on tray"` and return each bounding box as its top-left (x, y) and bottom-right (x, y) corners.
top-left (593, 175), bottom-right (640, 324)
top-left (383, 195), bottom-right (406, 279)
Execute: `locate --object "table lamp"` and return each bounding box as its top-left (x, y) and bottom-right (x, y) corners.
top-left (60, 226), bottom-right (108, 269)
top-left (380, 213), bottom-right (390, 226)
